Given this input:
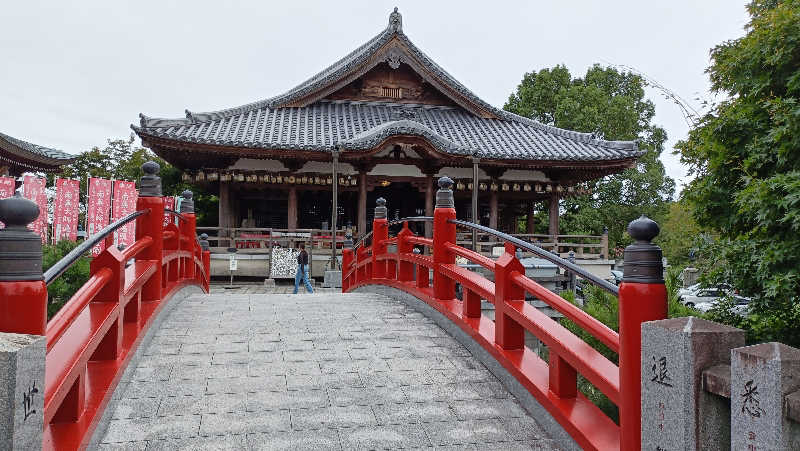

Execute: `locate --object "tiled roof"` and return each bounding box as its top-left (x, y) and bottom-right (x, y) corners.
top-left (0, 132), bottom-right (75, 170)
top-left (135, 100), bottom-right (638, 161)
top-left (133, 9), bottom-right (640, 163)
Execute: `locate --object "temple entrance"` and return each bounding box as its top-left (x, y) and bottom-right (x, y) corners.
top-left (367, 182), bottom-right (425, 234)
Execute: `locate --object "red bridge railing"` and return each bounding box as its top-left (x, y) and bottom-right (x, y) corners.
top-left (0, 162), bottom-right (210, 451)
top-left (342, 177), bottom-right (667, 451)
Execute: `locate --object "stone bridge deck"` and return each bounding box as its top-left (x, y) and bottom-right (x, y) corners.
top-left (91, 290), bottom-right (560, 450)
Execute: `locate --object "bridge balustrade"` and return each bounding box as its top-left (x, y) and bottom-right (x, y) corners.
top-left (0, 162), bottom-right (210, 451)
top-left (341, 176), bottom-right (668, 451)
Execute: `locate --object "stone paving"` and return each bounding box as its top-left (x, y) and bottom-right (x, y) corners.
top-left (93, 288), bottom-right (560, 450)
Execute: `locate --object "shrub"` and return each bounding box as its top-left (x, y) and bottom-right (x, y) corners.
top-left (42, 240), bottom-right (90, 319)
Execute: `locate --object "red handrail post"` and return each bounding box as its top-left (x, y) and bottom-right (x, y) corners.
top-left (372, 198), bottom-right (388, 279)
top-left (432, 177), bottom-right (456, 301)
top-left (342, 248), bottom-right (353, 290)
top-left (494, 241), bottom-right (525, 349)
top-left (397, 222), bottom-right (413, 282)
top-left (618, 216), bottom-right (667, 450)
top-left (198, 233), bottom-right (211, 293)
top-left (88, 247), bottom-right (125, 359)
top-left (179, 190), bottom-right (197, 280)
top-left (135, 161), bottom-right (164, 302)
top-left (0, 193), bottom-right (47, 335)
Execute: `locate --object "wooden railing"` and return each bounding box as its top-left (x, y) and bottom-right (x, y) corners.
top-left (341, 177), bottom-right (667, 451)
top-left (0, 162), bottom-right (210, 450)
top-left (455, 231), bottom-right (609, 259)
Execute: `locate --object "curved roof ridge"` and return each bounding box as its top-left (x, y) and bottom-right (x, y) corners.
top-left (341, 119), bottom-right (471, 155)
top-left (0, 131), bottom-right (75, 162)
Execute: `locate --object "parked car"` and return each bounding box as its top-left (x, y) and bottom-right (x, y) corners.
top-left (677, 283), bottom-right (702, 298)
top-left (677, 283), bottom-right (733, 301)
top-left (693, 295), bottom-right (751, 316)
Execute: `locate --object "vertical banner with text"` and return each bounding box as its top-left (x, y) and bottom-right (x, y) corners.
top-left (112, 180), bottom-right (138, 247)
top-left (87, 177), bottom-right (112, 256)
top-left (23, 175), bottom-right (47, 243)
top-left (163, 196), bottom-right (175, 227)
top-left (53, 178), bottom-right (80, 242)
top-left (0, 177), bottom-right (13, 199)
top-left (0, 177), bottom-right (15, 228)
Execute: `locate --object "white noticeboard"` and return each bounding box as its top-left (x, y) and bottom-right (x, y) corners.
top-left (229, 255), bottom-right (237, 271)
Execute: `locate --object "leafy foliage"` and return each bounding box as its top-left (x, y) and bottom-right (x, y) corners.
top-left (42, 240), bottom-right (90, 320)
top-left (656, 200), bottom-right (705, 266)
top-left (57, 137), bottom-right (218, 226)
top-left (505, 65), bottom-right (675, 250)
top-left (676, 0), bottom-right (800, 346)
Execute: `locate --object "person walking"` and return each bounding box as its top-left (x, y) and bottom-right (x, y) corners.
top-left (293, 243), bottom-right (313, 294)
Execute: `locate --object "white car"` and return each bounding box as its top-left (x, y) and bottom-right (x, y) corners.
top-left (677, 283), bottom-right (702, 298)
top-left (693, 295), bottom-right (751, 316)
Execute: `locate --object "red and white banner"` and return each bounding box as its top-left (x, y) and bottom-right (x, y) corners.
top-left (0, 177), bottom-right (15, 228)
top-left (87, 177), bottom-right (112, 256)
top-left (112, 180), bottom-right (137, 247)
top-left (53, 178), bottom-right (80, 242)
top-left (163, 196), bottom-right (175, 227)
top-left (23, 176), bottom-right (47, 244)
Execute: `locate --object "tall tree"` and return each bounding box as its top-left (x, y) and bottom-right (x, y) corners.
top-left (677, 0), bottom-right (800, 344)
top-left (505, 65), bottom-right (675, 250)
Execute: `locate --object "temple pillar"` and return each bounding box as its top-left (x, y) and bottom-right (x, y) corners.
top-left (357, 171), bottom-right (367, 236)
top-left (548, 191), bottom-right (560, 238)
top-left (219, 181), bottom-right (233, 246)
top-left (489, 190), bottom-right (498, 230)
top-left (424, 173), bottom-right (434, 237)
top-left (287, 187), bottom-right (298, 230)
top-left (526, 203), bottom-right (536, 234)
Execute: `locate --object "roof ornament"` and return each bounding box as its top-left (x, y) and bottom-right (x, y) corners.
top-left (185, 110), bottom-right (195, 124)
top-left (388, 7), bottom-right (402, 33)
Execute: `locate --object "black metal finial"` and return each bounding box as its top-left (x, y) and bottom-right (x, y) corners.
top-left (627, 215), bottom-right (659, 243)
top-left (435, 176), bottom-right (454, 209)
top-left (139, 161), bottom-right (162, 197)
top-left (623, 215), bottom-right (663, 284)
top-left (374, 197), bottom-right (387, 219)
top-left (180, 190), bottom-right (194, 213)
top-left (0, 193), bottom-right (44, 281)
top-left (344, 230), bottom-right (354, 249)
top-left (198, 233), bottom-right (209, 251)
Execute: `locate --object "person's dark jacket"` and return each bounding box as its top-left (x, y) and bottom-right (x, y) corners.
top-left (297, 249), bottom-right (309, 266)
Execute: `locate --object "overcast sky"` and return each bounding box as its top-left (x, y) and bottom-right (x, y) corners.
top-left (1, 1), bottom-right (750, 192)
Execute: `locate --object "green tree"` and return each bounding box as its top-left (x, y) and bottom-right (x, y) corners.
top-left (657, 200), bottom-right (704, 266)
top-left (677, 0), bottom-right (800, 346)
top-left (505, 65), bottom-right (675, 250)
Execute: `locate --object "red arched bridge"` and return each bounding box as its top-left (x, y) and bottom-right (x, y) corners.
top-left (0, 166), bottom-right (667, 451)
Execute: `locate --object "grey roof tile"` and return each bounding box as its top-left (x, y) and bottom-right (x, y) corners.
top-left (133, 9), bottom-right (640, 163)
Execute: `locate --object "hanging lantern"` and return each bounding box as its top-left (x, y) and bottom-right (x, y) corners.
top-left (556, 185), bottom-right (563, 193)
top-left (350, 178), bottom-right (357, 186)
top-left (479, 182), bottom-right (487, 191)
top-left (258, 174), bottom-right (269, 183)
top-left (276, 175), bottom-right (283, 183)
top-left (523, 183), bottom-right (531, 192)
top-left (339, 177), bottom-right (346, 185)
top-left (220, 173), bottom-right (231, 182)
top-left (535, 183), bottom-right (542, 192)
top-left (501, 183), bottom-right (510, 191)
top-left (247, 174), bottom-right (258, 183)
top-left (490, 182), bottom-right (498, 191)
top-left (326, 177), bottom-right (332, 184)
top-left (287, 175), bottom-right (295, 184)
top-left (545, 184), bottom-right (552, 192)
top-left (270, 175), bottom-right (276, 183)
top-left (235, 173), bottom-right (245, 182)
top-left (182, 172), bottom-right (192, 182)
top-left (467, 182), bottom-right (473, 190)
top-left (299, 176), bottom-right (307, 184)
top-left (207, 172), bottom-right (219, 181)
top-left (313, 176), bottom-right (320, 184)
top-left (456, 181), bottom-right (465, 190)
top-left (512, 183), bottom-right (521, 192)
top-left (196, 171), bottom-right (206, 182)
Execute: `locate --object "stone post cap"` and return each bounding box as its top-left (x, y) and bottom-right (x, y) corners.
top-left (374, 197), bottom-right (387, 219)
top-left (139, 161), bottom-right (162, 197)
top-left (198, 233), bottom-right (209, 251)
top-left (179, 190), bottom-right (194, 213)
top-left (623, 215), bottom-right (663, 284)
top-left (0, 193), bottom-right (43, 281)
top-left (435, 176), bottom-right (454, 209)
top-left (643, 316), bottom-right (745, 334)
top-left (733, 341), bottom-right (800, 362)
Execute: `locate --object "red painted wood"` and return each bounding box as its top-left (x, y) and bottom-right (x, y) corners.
top-left (494, 243), bottom-right (525, 350)
top-left (0, 280), bottom-right (48, 335)
top-left (548, 351), bottom-right (578, 399)
top-left (432, 205), bottom-right (456, 300)
top-left (618, 281), bottom-right (668, 451)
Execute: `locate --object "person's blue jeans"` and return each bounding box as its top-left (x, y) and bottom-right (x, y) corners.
top-left (293, 263), bottom-right (313, 293)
